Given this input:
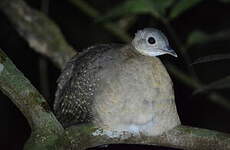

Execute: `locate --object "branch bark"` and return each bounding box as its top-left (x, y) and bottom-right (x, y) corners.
top-left (0, 49), bottom-right (64, 149)
top-left (58, 124), bottom-right (230, 150)
top-left (0, 0), bottom-right (76, 69)
top-left (0, 0), bottom-right (230, 150)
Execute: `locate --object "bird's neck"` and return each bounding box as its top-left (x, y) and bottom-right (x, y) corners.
top-left (120, 44), bottom-right (142, 58)
top-left (120, 44), bottom-right (161, 63)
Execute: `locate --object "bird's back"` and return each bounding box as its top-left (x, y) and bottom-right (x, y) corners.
top-left (54, 44), bottom-right (124, 127)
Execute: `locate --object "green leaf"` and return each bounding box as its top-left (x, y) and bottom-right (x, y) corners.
top-left (186, 29), bottom-right (230, 47)
top-left (170, 0), bottom-right (203, 19)
top-left (186, 31), bottom-right (209, 46)
top-left (150, 0), bottom-right (175, 16)
top-left (193, 76), bottom-right (230, 95)
top-left (191, 54), bottom-right (230, 65)
top-left (97, 0), bottom-right (174, 22)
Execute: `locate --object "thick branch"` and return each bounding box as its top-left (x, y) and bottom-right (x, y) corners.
top-left (58, 124), bottom-right (230, 150)
top-left (0, 0), bottom-right (230, 149)
top-left (0, 0), bottom-right (76, 69)
top-left (0, 49), bottom-right (64, 149)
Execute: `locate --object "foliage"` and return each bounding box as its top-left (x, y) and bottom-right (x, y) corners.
top-left (193, 76), bottom-right (230, 95)
top-left (169, 0), bottom-right (203, 19)
top-left (98, 0), bottom-right (230, 95)
top-left (98, 0), bottom-right (207, 20)
top-left (1, 0), bottom-right (230, 149)
top-left (97, 0), bottom-right (174, 21)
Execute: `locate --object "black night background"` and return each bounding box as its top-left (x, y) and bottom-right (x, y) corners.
top-left (0, 0), bottom-right (230, 149)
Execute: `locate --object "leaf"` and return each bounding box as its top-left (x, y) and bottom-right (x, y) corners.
top-left (186, 31), bottom-right (209, 46)
top-left (170, 0), bottom-right (203, 19)
top-left (150, 0), bottom-right (175, 16)
top-left (191, 54), bottom-right (230, 65)
top-left (97, 0), bottom-right (174, 22)
top-left (193, 76), bottom-right (230, 95)
top-left (186, 29), bottom-right (230, 47)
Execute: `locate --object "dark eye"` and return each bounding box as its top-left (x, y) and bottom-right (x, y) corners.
top-left (147, 37), bottom-right (156, 44)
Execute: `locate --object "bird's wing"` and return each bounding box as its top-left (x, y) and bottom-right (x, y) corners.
top-left (53, 44), bottom-right (122, 126)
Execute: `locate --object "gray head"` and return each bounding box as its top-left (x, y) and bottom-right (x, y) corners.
top-left (132, 28), bottom-right (177, 57)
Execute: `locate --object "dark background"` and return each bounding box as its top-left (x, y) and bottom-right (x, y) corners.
top-left (0, 0), bottom-right (230, 149)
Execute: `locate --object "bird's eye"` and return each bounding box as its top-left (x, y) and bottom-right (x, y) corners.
top-left (147, 37), bottom-right (156, 45)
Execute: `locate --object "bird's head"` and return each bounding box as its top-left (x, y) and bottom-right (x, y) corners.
top-left (132, 28), bottom-right (177, 57)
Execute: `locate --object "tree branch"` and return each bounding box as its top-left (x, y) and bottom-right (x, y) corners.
top-left (1, 0), bottom-right (230, 150)
top-left (59, 124), bottom-right (230, 150)
top-left (0, 0), bottom-right (76, 69)
top-left (0, 49), bottom-right (64, 149)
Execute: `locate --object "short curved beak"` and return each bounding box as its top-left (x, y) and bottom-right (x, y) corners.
top-left (167, 50), bottom-right (178, 57)
top-left (161, 48), bottom-right (178, 57)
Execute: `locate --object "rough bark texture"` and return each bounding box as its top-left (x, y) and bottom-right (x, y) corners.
top-left (0, 0), bottom-right (76, 69)
top-left (0, 0), bottom-right (230, 150)
top-left (0, 49), bottom-right (64, 150)
top-left (58, 124), bottom-right (230, 150)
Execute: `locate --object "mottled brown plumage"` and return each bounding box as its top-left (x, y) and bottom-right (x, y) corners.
top-left (54, 28), bottom-right (180, 136)
top-left (54, 44), bottom-right (123, 126)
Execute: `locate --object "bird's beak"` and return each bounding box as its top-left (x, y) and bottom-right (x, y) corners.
top-left (167, 50), bottom-right (178, 57)
top-left (160, 48), bottom-right (178, 57)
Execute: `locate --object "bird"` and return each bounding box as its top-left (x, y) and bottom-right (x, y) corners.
top-left (53, 28), bottom-right (181, 136)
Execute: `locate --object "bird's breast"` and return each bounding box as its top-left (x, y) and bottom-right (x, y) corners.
top-left (91, 54), bottom-right (180, 136)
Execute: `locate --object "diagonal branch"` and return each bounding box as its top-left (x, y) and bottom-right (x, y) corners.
top-left (0, 0), bottom-right (76, 69)
top-left (1, 0), bottom-right (230, 150)
top-left (0, 49), bottom-right (64, 149)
